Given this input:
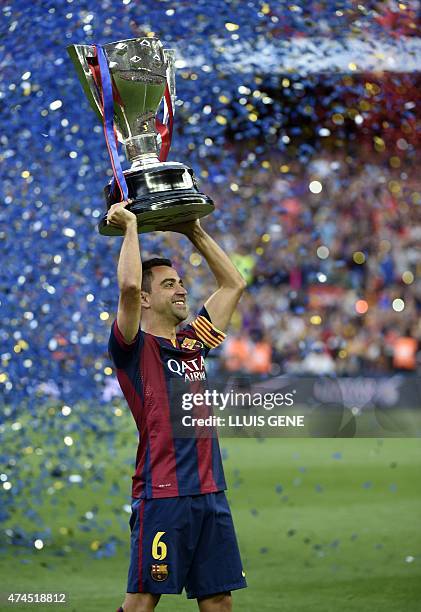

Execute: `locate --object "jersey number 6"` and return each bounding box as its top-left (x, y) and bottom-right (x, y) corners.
top-left (152, 531), bottom-right (167, 560)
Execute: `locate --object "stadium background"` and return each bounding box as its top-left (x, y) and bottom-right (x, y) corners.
top-left (0, 1), bottom-right (420, 610)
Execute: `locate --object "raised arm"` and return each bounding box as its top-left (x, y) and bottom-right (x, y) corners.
top-left (171, 219), bottom-right (246, 331)
top-left (107, 201), bottom-right (142, 343)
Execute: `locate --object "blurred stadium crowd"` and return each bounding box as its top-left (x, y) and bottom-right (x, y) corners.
top-left (166, 149), bottom-right (419, 378)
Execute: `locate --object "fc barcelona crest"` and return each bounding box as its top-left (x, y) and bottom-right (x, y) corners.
top-left (181, 337), bottom-right (203, 350)
top-left (151, 563), bottom-right (169, 581)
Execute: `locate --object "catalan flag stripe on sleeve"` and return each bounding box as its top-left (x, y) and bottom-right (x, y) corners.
top-left (191, 315), bottom-right (226, 349)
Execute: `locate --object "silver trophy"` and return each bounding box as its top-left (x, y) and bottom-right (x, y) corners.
top-left (67, 37), bottom-right (214, 235)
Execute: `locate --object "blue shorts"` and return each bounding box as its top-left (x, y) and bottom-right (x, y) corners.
top-left (127, 491), bottom-right (247, 599)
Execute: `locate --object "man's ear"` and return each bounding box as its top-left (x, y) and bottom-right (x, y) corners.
top-left (141, 291), bottom-right (151, 309)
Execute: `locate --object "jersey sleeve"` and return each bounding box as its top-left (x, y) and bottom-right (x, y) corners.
top-left (108, 319), bottom-right (143, 369)
top-left (189, 305), bottom-right (227, 352)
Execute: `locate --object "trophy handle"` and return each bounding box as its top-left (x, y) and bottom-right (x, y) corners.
top-left (67, 44), bottom-right (104, 123)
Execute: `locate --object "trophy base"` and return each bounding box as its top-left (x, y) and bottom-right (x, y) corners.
top-left (98, 163), bottom-right (214, 236)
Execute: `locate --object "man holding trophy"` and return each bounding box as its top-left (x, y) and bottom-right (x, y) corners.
top-left (68, 37), bottom-right (247, 611)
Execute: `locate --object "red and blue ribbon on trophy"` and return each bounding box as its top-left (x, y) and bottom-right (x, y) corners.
top-left (88, 44), bottom-right (174, 202)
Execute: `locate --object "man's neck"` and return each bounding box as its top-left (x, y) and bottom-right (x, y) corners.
top-left (142, 317), bottom-right (178, 342)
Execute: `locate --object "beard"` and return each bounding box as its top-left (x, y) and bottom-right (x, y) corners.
top-left (171, 302), bottom-right (189, 322)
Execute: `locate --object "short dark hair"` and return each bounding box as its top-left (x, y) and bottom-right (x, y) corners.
top-left (141, 258), bottom-right (173, 293)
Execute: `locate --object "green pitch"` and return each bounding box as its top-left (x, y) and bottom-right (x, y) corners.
top-left (1, 418), bottom-right (420, 611)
